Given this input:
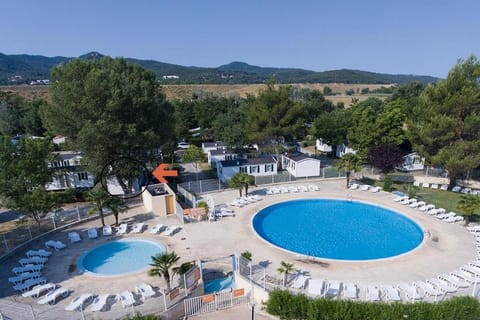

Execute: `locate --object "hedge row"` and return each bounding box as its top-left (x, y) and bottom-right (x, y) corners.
top-left (265, 289), bottom-right (480, 320)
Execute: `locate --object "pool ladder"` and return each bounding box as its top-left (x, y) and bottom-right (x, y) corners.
top-left (346, 193), bottom-right (353, 202)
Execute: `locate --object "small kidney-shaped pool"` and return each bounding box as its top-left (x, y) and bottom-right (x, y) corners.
top-left (78, 238), bottom-right (166, 276)
top-left (252, 199), bottom-right (424, 261)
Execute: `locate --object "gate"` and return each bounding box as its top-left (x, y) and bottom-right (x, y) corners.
top-left (183, 288), bottom-right (249, 317)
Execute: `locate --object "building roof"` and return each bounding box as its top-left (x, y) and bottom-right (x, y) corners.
top-left (53, 151), bottom-right (82, 161)
top-left (220, 157), bottom-right (276, 167)
top-left (202, 141), bottom-right (226, 148)
top-left (210, 149), bottom-right (235, 156)
top-left (283, 152), bottom-right (317, 162)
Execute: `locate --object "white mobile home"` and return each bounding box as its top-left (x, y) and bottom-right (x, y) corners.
top-left (282, 152), bottom-right (321, 178)
top-left (46, 151), bottom-right (95, 191)
top-left (396, 152), bottom-right (425, 172)
top-left (217, 157), bottom-right (277, 183)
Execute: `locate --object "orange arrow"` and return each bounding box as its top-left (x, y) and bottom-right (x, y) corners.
top-left (152, 163), bottom-right (178, 183)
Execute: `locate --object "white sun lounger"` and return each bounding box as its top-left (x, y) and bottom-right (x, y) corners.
top-left (299, 185), bottom-right (309, 192)
top-left (342, 283), bottom-right (358, 299)
top-left (325, 280), bottom-right (342, 297)
top-left (163, 225), bottom-right (181, 236)
top-left (9, 271), bottom-right (42, 284)
top-left (117, 223), bottom-right (128, 235)
top-left (451, 270), bottom-right (480, 284)
top-left (413, 181), bottom-right (420, 187)
top-left (14, 277), bottom-right (47, 292)
top-left (215, 208), bottom-right (235, 218)
top-left (291, 274), bottom-right (310, 290)
top-left (149, 224), bottom-right (166, 234)
top-left (398, 283), bottom-right (423, 300)
top-left (370, 186), bottom-right (381, 193)
top-left (366, 285), bottom-right (381, 301)
top-left (265, 188), bottom-right (274, 195)
top-left (135, 283), bottom-right (156, 299)
top-left (307, 279), bottom-right (324, 296)
top-left (131, 222), bottom-right (145, 233)
top-left (444, 215), bottom-right (464, 223)
top-left (430, 183), bottom-right (439, 189)
top-left (90, 294), bottom-right (111, 312)
top-left (419, 204), bottom-right (435, 212)
top-left (22, 283), bottom-right (56, 298)
top-left (422, 182), bottom-right (430, 188)
top-left (12, 264), bottom-right (43, 275)
top-left (467, 225), bottom-right (480, 232)
top-left (26, 249), bottom-right (52, 258)
top-left (383, 285), bottom-right (401, 301)
top-left (308, 184), bottom-right (319, 191)
top-left (393, 195), bottom-right (408, 202)
top-left (117, 290), bottom-right (135, 308)
top-left (427, 279), bottom-right (456, 293)
top-left (436, 212), bottom-right (456, 219)
top-left (87, 228), bottom-right (98, 239)
top-left (37, 287), bottom-right (70, 305)
top-left (438, 274), bottom-right (469, 288)
top-left (359, 185), bottom-right (370, 191)
top-left (65, 293), bottom-right (95, 311)
top-left (440, 184), bottom-right (449, 191)
top-left (19, 257), bottom-right (48, 266)
top-left (102, 225), bottom-right (113, 236)
top-left (414, 281), bottom-right (441, 297)
top-left (452, 186), bottom-right (462, 192)
top-left (45, 240), bottom-right (66, 250)
top-left (68, 232), bottom-right (82, 243)
top-left (349, 183), bottom-right (359, 190)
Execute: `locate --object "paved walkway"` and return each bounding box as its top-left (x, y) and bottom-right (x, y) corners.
top-left (0, 178), bottom-right (478, 319)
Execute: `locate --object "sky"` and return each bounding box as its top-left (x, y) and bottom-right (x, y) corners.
top-left (1, 0), bottom-right (479, 78)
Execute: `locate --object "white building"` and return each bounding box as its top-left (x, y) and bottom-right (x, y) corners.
top-left (201, 141), bottom-right (227, 155)
top-left (336, 143), bottom-right (356, 158)
top-left (315, 138), bottom-right (333, 153)
top-left (208, 149), bottom-right (245, 168)
top-left (217, 157), bottom-right (277, 183)
top-left (396, 152), bottom-right (425, 172)
top-left (46, 151), bottom-right (95, 191)
top-left (282, 152), bottom-right (321, 178)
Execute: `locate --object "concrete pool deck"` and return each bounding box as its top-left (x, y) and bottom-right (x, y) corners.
top-left (0, 178), bottom-right (478, 319)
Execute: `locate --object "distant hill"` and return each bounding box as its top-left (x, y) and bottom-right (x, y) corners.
top-left (0, 52), bottom-right (439, 85)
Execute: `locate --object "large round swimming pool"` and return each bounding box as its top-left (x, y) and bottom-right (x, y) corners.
top-left (78, 239), bottom-right (166, 276)
top-left (252, 199), bottom-right (424, 260)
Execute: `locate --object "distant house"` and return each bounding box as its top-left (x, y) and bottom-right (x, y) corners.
top-left (217, 157), bottom-right (277, 183)
top-left (46, 151), bottom-right (95, 191)
top-left (208, 149), bottom-right (245, 168)
top-left (162, 75), bottom-right (179, 79)
top-left (282, 152), bottom-right (321, 178)
top-left (315, 138), bottom-right (333, 153)
top-left (396, 152), bottom-right (425, 172)
top-left (336, 143), bottom-right (356, 158)
top-left (201, 141), bottom-right (227, 155)
top-left (52, 135), bottom-right (67, 145)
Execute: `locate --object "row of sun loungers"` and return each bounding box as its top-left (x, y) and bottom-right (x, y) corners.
top-left (229, 194), bottom-right (263, 207)
top-left (349, 183), bottom-right (381, 193)
top-left (393, 196), bottom-right (464, 223)
top-left (412, 181), bottom-right (480, 194)
top-left (265, 184), bottom-right (319, 195)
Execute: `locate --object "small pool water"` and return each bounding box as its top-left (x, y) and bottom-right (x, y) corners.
top-left (204, 276), bottom-right (234, 293)
top-left (78, 239), bottom-right (166, 276)
top-left (253, 199), bottom-right (424, 261)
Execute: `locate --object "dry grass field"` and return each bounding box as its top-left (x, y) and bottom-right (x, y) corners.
top-left (1, 83), bottom-right (392, 106)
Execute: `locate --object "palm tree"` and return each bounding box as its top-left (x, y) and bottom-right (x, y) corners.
top-left (457, 194), bottom-right (480, 225)
top-left (229, 173), bottom-right (245, 197)
top-left (335, 153), bottom-right (363, 188)
top-left (277, 261), bottom-right (295, 287)
top-left (241, 174), bottom-right (255, 196)
top-left (149, 251), bottom-right (180, 291)
top-left (86, 184), bottom-right (110, 226)
top-left (105, 196), bottom-right (128, 226)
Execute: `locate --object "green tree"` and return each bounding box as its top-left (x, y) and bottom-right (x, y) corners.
top-left (106, 195), bottom-right (128, 226)
top-left (310, 108), bottom-right (351, 147)
top-left (457, 194), bottom-right (480, 225)
top-left (19, 99), bottom-right (46, 136)
top-left (367, 144), bottom-right (403, 173)
top-left (246, 83), bottom-right (305, 164)
top-left (41, 57), bottom-right (175, 191)
top-left (212, 103), bottom-right (247, 149)
top-left (87, 184), bottom-right (127, 226)
top-left (0, 136), bottom-right (56, 226)
top-left (335, 153), bottom-right (363, 188)
top-left (0, 101), bottom-right (21, 136)
top-left (181, 145), bottom-right (205, 185)
top-left (408, 56), bottom-right (480, 187)
top-left (277, 261), bottom-right (295, 287)
top-left (228, 172), bottom-right (255, 197)
top-left (149, 251), bottom-right (180, 292)
top-left (323, 86), bottom-right (333, 96)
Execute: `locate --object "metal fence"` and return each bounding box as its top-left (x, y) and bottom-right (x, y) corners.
top-left (183, 288), bottom-right (250, 318)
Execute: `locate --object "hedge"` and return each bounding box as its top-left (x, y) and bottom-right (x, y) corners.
top-left (265, 289), bottom-right (480, 320)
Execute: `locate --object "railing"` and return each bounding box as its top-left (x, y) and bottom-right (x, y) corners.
top-left (183, 288), bottom-right (250, 317)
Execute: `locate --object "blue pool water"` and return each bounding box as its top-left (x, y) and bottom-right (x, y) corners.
top-left (204, 276), bottom-right (234, 293)
top-left (78, 239), bottom-right (166, 276)
top-left (252, 199), bottom-right (424, 260)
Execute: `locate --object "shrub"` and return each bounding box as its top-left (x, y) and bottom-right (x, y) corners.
top-left (382, 176), bottom-right (393, 192)
top-left (241, 250), bottom-right (252, 261)
top-left (265, 290), bottom-right (480, 320)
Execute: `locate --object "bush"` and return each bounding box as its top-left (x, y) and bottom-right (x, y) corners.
top-left (382, 176), bottom-right (393, 192)
top-left (241, 250), bottom-right (252, 261)
top-left (265, 290), bottom-right (480, 320)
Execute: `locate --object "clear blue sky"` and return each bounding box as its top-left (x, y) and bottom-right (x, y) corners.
top-left (1, 0), bottom-right (479, 78)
